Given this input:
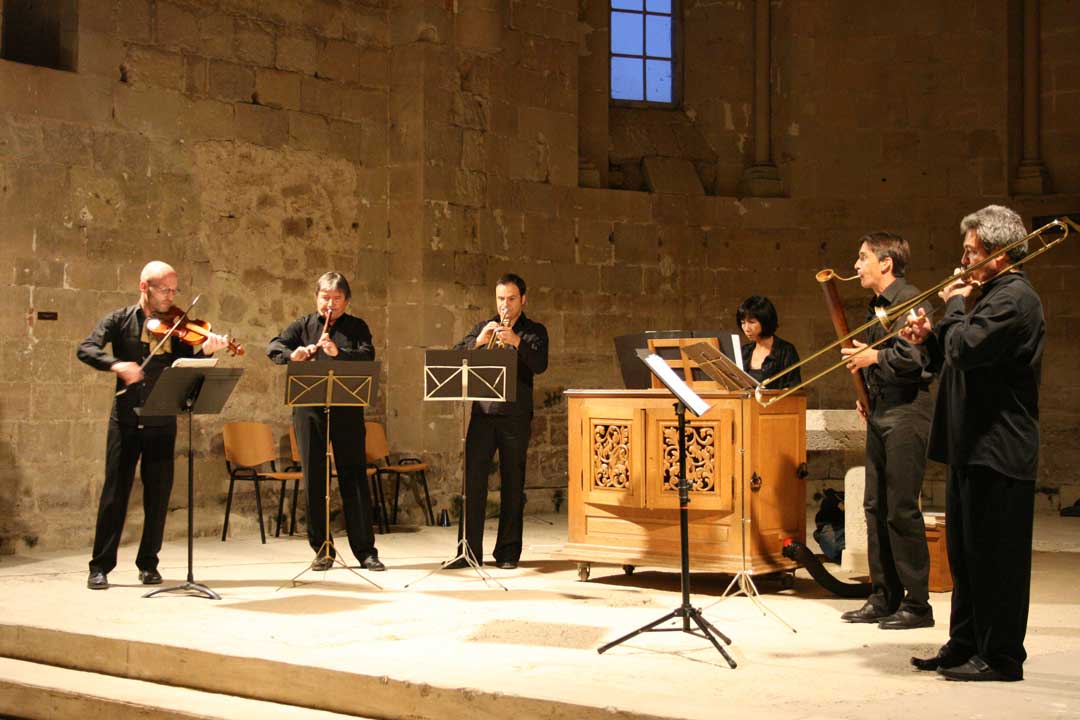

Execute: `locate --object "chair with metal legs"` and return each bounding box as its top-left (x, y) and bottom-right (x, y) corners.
top-left (222, 422), bottom-right (303, 544)
top-left (365, 421), bottom-right (435, 528)
top-left (274, 426), bottom-right (304, 537)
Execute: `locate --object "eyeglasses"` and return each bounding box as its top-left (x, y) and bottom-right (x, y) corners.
top-left (149, 285), bottom-right (181, 296)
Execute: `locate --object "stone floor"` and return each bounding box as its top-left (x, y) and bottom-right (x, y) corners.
top-left (1, 512), bottom-right (1079, 719)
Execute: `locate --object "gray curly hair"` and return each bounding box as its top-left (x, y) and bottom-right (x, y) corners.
top-left (960, 205), bottom-right (1028, 263)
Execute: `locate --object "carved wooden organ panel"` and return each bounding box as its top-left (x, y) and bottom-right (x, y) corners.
top-left (561, 389), bottom-right (806, 576)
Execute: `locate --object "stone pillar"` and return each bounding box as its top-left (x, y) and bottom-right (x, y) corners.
top-left (577, 0), bottom-right (608, 188)
top-left (840, 466), bottom-right (869, 576)
top-left (739, 0), bottom-right (783, 197)
top-left (1014, 0), bottom-right (1052, 194)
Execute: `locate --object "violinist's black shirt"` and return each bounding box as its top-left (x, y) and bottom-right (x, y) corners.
top-left (77, 304), bottom-right (200, 427)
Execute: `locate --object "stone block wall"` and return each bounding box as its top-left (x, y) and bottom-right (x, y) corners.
top-left (0, 0), bottom-right (393, 552)
top-left (2, 0), bottom-right (1079, 554)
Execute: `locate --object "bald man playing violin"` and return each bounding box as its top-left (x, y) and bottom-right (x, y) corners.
top-left (77, 261), bottom-right (230, 590)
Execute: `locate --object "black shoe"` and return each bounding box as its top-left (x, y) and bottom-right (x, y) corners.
top-left (841, 601), bottom-right (891, 623)
top-left (911, 645), bottom-right (971, 672)
top-left (311, 555), bottom-right (334, 571)
top-left (442, 558), bottom-right (471, 570)
top-left (138, 569), bottom-right (163, 585)
top-left (87, 571), bottom-right (108, 590)
top-left (360, 555), bottom-right (386, 572)
top-left (939, 656), bottom-right (1021, 682)
top-left (492, 560), bottom-right (518, 569)
top-left (878, 608), bottom-right (934, 630)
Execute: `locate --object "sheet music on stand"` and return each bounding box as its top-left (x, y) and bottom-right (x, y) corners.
top-left (636, 350), bottom-right (711, 416)
top-left (682, 341), bottom-right (759, 392)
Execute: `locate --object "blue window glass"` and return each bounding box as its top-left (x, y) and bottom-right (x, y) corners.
top-left (645, 59), bottom-right (672, 102)
top-left (611, 11), bottom-right (643, 56)
top-left (611, 57), bottom-right (645, 101)
top-left (610, 0), bottom-right (675, 104)
top-left (645, 15), bottom-right (671, 58)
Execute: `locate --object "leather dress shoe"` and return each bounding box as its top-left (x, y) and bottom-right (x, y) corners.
top-left (878, 608), bottom-right (934, 630)
top-left (310, 555), bottom-right (335, 571)
top-left (87, 571), bottom-right (109, 590)
top-left (360, 555), bottom-right (386, 572)
top-left (492, 560), bottom-right (518, 569)
top-left (138, 569), bottom-right (163, 585)
top-left (911, 645), bottom-right (971, 672)
top-left (841, 602), bottom-right (892, 623)
top-left (939, 656), bottom-right (1021, 682)
top-left (442, 558), bottom-right (471, 570)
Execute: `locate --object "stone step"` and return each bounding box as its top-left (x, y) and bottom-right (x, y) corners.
top-left (0, 624), bottom-right (668, 720)
top-left (0, 657), bottom-right (370, 720)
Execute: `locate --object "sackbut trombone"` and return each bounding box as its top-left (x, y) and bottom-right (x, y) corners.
top-left (754, 216), bottom-right (1077, 407)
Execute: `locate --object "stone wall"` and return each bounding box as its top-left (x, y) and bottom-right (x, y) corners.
top-left (1, 0), bottom-right (1079, 554)
top-left (0, 0), bottom-right (393, 552)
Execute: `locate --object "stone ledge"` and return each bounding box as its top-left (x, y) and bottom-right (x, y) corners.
top-left (806, 409), bottom-right (865, 452)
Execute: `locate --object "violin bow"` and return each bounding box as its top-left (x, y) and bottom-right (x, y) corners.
top-left (115, 294), bottom-right (201, 397)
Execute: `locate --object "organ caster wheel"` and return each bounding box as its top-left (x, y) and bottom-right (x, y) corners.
top-left (779, 571), bottom-right (795, 589)
top-left (622, 564), bottom-right (636, 576)
top-left (577, 562), bottom-right (591, 582)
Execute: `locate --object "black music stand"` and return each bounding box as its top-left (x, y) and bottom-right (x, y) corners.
top-left (405, 348), bottom-right (517, 590)
top-left (597, 351), bottom-right (737, 667)
top-left (141, 364), bottom-right (243, 600)
top-left (285, 359), bottom-right (382, 589)
top-left (684, 343), bottom-right (796, 632)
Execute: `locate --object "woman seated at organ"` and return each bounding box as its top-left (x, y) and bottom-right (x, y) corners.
top-left (736, 295), bottom-right (801, 389)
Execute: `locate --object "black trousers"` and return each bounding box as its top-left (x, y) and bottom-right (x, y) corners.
top-left (459, 412), bottom-right (532, 563)
top-left (89, 420), bottom-right (176, 575)
top-left (863, 391), bottom-right (933, 612)
top-left (946, 465), bottom-right (1034, 678)
top-left (293, 406), bottom-right (377, 562)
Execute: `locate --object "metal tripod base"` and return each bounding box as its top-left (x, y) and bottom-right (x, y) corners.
top-left (405, 538), bottom-right (507, 591)
top-left (144, 581), bottom-right (220, 600)
top-left (597, 603), bottom-right (737, 668)
top-left (709, 571), bottom-right (797, 634)
top-left (286, 541), bottom-right (383, 590)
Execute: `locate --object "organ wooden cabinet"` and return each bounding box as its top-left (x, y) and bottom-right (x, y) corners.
top-left (560, 389), bottom-right (807, 580)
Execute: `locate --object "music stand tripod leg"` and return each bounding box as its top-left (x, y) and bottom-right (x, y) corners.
top-left (144, 405), bottom-right (220, 600)
top-left (596, 401), bottom-right (736, 668)
top-left (704, 503), bottom-right (796, 634)
top-left (405, 403), bottom-right (507, 591)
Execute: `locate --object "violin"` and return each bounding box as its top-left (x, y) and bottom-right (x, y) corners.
top-left (146, 305), bottom-right (245, 356)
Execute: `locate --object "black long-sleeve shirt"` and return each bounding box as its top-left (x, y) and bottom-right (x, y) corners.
top-left (924, 271), bottom-right (1044, 482)
top-left (266, 312), bottom-right (375, 365)
top-left (741, 335), bottom-right (801, 389)
top-left (76, 304), bottom-right (201, 426)
top-left (455, 313), bottom-right (548, 416)
top-left (862, 277), bottom-right (934, 403)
